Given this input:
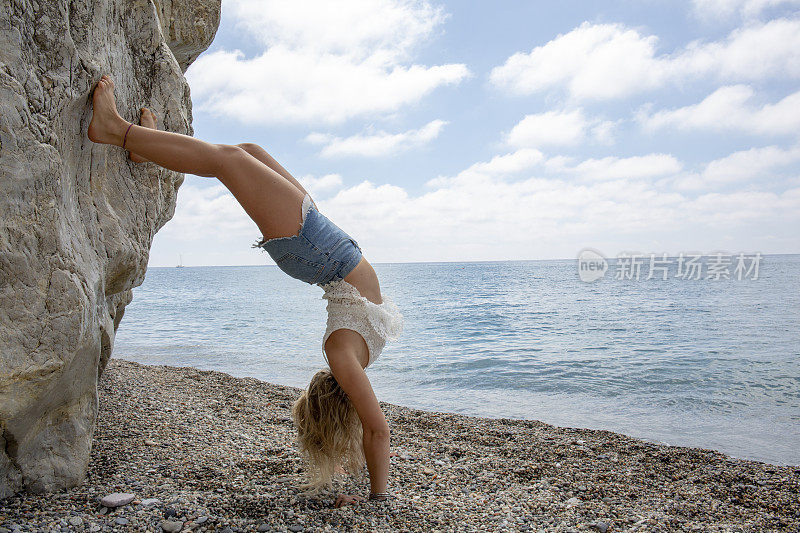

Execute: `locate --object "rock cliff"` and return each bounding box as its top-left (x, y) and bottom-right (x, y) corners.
top-left (0, 0), bottom-right (221, 496)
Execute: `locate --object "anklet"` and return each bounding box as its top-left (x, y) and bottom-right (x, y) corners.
top-left (122, 123), bottom-right (133, 149)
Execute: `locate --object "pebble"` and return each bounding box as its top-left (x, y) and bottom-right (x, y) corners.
top-left (68, 517), bottom-right (82, 526)
top-left (160, 520), bottom-right (184, 532)
top-left (100, 492), bottom-right (136, 507)
top-left (114, 517), bottom-right (129, 525)
top-left (1, 358), bottom-right (796, 532)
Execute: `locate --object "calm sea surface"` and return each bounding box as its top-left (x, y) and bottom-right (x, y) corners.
top-left (115, 255), bottom-right (800, 465)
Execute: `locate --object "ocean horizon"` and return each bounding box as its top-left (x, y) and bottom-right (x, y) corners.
top-left (115, 253), bottom-right (800, 466)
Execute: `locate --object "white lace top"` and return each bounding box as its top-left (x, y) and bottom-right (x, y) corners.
top-left (319, 279), bottom-right (404, 369)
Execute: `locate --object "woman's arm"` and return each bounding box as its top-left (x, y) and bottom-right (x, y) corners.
top-left (326, 345), bottom-right (390, 496)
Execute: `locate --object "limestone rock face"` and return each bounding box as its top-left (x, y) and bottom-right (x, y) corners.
top-left (152, 0), bottom-right (222, 72)
top-left (0, 0), bottom-right (221, 496)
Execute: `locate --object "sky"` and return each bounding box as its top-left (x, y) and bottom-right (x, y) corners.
top-left (147, 0), bottom-right (800, 267)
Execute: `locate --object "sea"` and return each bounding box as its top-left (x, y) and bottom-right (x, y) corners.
top-left (114, 254), bottom-right (800, 466)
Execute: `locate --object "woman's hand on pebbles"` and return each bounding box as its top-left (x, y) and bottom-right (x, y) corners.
top-left (334, 494), bottom-right (365, 508)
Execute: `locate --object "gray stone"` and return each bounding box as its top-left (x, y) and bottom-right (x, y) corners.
top-left (68, 517), bottom-right (83, 526)
top-left (257, 525), bottom-right (270, 532)
top-left (565, 497), bottom-right (582, 507)
top-left (160, 520), bottom-right (184, 532)
top-left (114, 517), bottom-right (129, 525)
top-left (593, 521), bottom-right (609, 533)
top-left (0, 0), bottom-right (221, 498)
top-left (100, 492), bottom-right (136, 508)
top-left (141, 498), bottom-right (162, 507)
top-left (195, 516), bottom-right (208, 524)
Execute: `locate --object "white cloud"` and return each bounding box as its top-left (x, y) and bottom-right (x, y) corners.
top-left (467, 149), bottom-right (546, 175)
top-left (505, 109), bottom-right (616, 148)
top-left (185, 0), bottom-right (470, 125)
top-left (306, 120), bottom-right (447, 157)
top-left (669, 144), bottom-right (800, 190)
top-left (489, 18), bottom-right (800, 100)
top-left (548, 154), bottom-right (684, 181)
top-left (152, 159), bottom-right (800, 265)
top-left (157, 183), bottom-right (256, 241)
top-left (692, 0), bottom-right (800, 19)
top-left (705, 144), bottom-right (800, 182)
top-left (315, 163), bottom-right (800, 262)
top-left (226, 0), bottom-right (445, 62)
top-left (639, 85), bottom-right (800, 135)
top-left (298, 173), bottom-right (344, 196)
top-left (425, 148), bottom-right (544, 187)
top-left (490, 22), bottom-right (666, 100)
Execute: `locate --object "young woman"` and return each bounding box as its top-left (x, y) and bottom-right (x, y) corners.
top-left (88, 75), bottom-right (403, 507)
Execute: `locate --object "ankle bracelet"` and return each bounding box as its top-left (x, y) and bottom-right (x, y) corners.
top-left (122, 123), bottom-right (133, 149)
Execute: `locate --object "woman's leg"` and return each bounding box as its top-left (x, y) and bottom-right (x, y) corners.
top-left (128, 108), bottom-right (157, 163)
top-left (236, 143), bottom-right (313, 200)
top-left (88, 75), bottom-right (305, 240)
top-left (89, 76), bottom-right (234, 178)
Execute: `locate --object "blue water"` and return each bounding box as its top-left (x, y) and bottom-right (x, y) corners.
top-left (114, 255), bottom-right (800, 465)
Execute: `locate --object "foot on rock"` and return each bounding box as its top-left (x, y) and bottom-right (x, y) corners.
top-left (129, 108), bottom-right (157, 163)
top-left (87, 75), bottom-right (129, 146)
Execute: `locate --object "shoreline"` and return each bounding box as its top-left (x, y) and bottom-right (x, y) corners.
top-left (146, 252), bottom-right (800, 269)
top-left (1, 358), bottom-right (797, 532)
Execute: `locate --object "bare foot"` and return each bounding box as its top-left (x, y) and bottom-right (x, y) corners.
top-left (129, 108), bottom-right (157, 163)
top-left (334, 494), bottom-right (365, 508)
top-left (87, 75), bottom-right (130, 146)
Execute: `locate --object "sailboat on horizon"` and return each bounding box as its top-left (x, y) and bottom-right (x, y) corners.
top-left (176, 254), bottom-right (185, 268)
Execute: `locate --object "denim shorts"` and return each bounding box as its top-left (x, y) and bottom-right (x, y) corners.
top-left (253, 194), bottom-right (363, 286)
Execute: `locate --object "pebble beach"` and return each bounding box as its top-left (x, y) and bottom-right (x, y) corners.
top-left (1, 358), bottom-right (798, 532)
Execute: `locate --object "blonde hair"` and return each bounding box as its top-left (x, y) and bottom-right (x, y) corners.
top-left (291, 368), bottom-right (365, 494)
